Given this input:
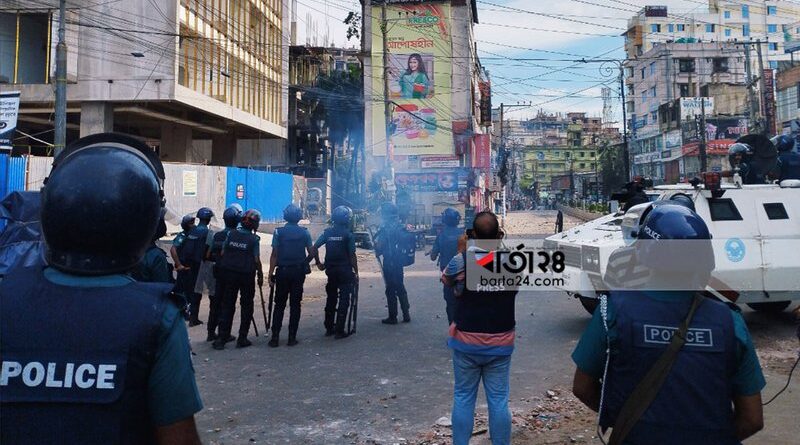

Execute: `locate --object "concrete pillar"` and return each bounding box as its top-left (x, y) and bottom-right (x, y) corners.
top-left (79, 102), bottom-right (114, 137)
top-left (211, 133), bottom-right (236, 166)
top-left (160, 122), bottom-right (192, 162)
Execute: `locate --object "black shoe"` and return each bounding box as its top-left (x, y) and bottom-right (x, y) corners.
top-left (287, 337), bottom-right (299, 346)
top-left (212, 339), bottom-right (225, 350)
top-left (206, 332), bottom-right (218, 342)
top-left (334, 332), bottom-right (349, 339)
top-left (223, 335), bottom-right (236, 343)
top-left (188, 319), bottom-right (204, 327)
top-left (402, 314), bottom-right (411, 323)
top-left (268, 337), bottom-right (279, 347)
top-left (236, 338), bottom-right (252, 348)
top-left (325, 328), bottom-right (334, 337)
top-left (382, 318), bottom-right (398, 325)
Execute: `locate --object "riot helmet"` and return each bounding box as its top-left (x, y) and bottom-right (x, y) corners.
top-left (774, 135), bottom-right (795, 153)
top-left (380, 202), bottom-right (398, 222)
top-left (635, 203), bottom-right (714, 289)
top-left (181, 215), bottom-right (196, 232)
top-left (241, 209), bottom-right (261, 232)
top-left (223, 205), bottom-right (243, 228)
top-left (196, 207), bottom-right (214, 222)
top-left (728, 143), bottom-right (753, 169)
top-left (665, 193), bottom-right (695, 212)
top-left (442, 208), bottom-right (461, 227)
top-left (41, 133), bottom-right (165, 275)
top-left (332, 206), bottom-right (353, 226)
top-left (283, 204), bottom-right (302, 224)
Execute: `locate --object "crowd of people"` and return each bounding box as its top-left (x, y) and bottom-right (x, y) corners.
top-left (0, 132), bottom-right (777, 445)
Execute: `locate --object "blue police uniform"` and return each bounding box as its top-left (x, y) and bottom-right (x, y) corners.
top-left (572, 291), bottom-right (765, 445)
top-left (431, 225), bottom-right (462, 324)
top-left (131, 244), bottom-right (172, 283)
top-left (205, 227), bottom-right (233, 339)
top-left (181, 223), bottom-right (211, 324)
top-left (375, 221), bottom-right (410, 322)
top-left (0, 266), bottom-right (202, 444)
top-left (172, 231), bottom-right (191, 316)
top-left (315, 226), bottom-right (356, 334)
top-left (271, 222), bottom-right (312, 339)
top-left (777, 150), bottom-right (800, 181)
top-left (216, 227), bottom-right (261, 343)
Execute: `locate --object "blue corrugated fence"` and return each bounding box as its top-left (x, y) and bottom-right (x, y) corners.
top-left (1, 154), bottom-right (28, 231)
top-left (225, 168), bottom-right (294, 222)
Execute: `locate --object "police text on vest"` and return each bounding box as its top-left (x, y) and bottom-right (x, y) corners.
top-left (642, 325), bottom-right (714, 347)
top-left (1, 361), bottom-right (117, 389)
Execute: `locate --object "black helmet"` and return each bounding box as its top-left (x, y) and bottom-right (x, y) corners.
top-left (242, 209), bottom-right (261, 232)
top-left (332, 206), bottom-right (353, 226)
top-left (728, 142), bottom-right (753, 168)
top-left (380, 202), bottom-right (398, 222)
top-left (442, 208), bottom-right (461, 227)
top-left (773, 135), bottom-right (795, 153)
top-left (283, 204), bottom-right (302, 224)
top-left (222, 205), bottom-right (243, 228)
top-left (181, 215), bottom-right (196, 232)
top-left (660, 193), bottom-right (695, 212)
top-left (197, 207), bottom-right (214, 221)
top-left (42, 133), bottom-right (165, 275)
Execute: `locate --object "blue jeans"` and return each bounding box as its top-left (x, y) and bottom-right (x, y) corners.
top-left (451, 350), bottom-right (512, 445)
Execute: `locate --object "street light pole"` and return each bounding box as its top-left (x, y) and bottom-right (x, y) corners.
top-left (54, 0), bottom-right (67, 157)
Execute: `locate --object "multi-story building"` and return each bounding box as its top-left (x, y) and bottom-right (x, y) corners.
top-left (627, 41), bottom-right (749, 182)
top-left (777, 63), bottom-right (800, 134)
top-left (0, 0), bottom-right (288, 164)
top-left (625, 2), bottom-right (800, 68)
top-left (363, 0), bottom-right (490, 221)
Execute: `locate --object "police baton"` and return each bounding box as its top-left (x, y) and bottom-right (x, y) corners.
top-left (258, 284), bottom-right (270, 332)
top-left (347, 279), bottom-right (359, 335)
top-left (251, 315), bottom-right (259, 337)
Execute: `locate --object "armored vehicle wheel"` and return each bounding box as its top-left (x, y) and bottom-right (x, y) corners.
top-left (579, 295), bottom-right (599, 315)
top-left (746, 301), bottom-right (791, 313)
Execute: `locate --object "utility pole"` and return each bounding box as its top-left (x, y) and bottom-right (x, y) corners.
top-left (755, 39), bottom-right (768, 136)
top-left (54, 0), bottom-right (67, 157)
top-left (618, 65), bottom-right (630, 181)
top-left (699, 98), bottom-right (707, 172)
top-left (742, 42), bottom-right (760, 134)
top-left (380, 3), bottom-right (394, 201)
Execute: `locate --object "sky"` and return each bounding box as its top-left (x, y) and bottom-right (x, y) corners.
top-left (295, 0), bottom-right (709, 122)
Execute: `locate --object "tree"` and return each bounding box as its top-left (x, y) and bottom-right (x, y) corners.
top-left (344, 11), bottom-right (361, 41)
top-left (599, 143), bottom-right (627, 198)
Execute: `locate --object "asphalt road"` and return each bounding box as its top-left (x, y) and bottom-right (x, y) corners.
top-left (188, 211), bottom-right (799, 445)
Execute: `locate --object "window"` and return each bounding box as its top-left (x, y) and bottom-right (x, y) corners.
top-left (650, 62), bottom-right (656, 74)
top-left (767, 6), bottom-right (777, 16)
top-left (579, 151), bottom-right (585, 157)
top-left (590, 151), bottom-right (596, 157)
top-left (725, 28), bottom-right (731, 37)
top-left (767, 24), bottom-right (778, 33)
top-left (724, 10), bottom-right (731, 19)
top-left (642, 116), bottom-right (648, 126)
top-left (0, 12), bottom-right (50, 84)
top-left (651, 110), bottom-right (658, 121)
top-left (741, 5), bottom-right (749, 18)
top-left (579, 163), bottom-right (586, 169)
top-left (641, 91), bottom-right (647, 101)
top-left (713, 58), bottom-right (729, 73)
top-left (651, 24), bottom-right (661, 33)
top-left (679, 83), bottom-right (691, 97)
top-left (769, 42), bottom-right (778, 51)
top-left (650, 86), bottom-right (656, 97)
top-left (706, 24), bottom-right (715, 33)
top-left (763, 203), bottom-right (788, 220)
top-left (678, 58), bottom-right (695, 73)
top-left (709, 199), bottom-right (743, 221)
top-left (742, 24), bottom-right (750, 37)
top-left (668, 24), bottom-right (674, 32)
top-left (640, 68), bottom-right (646, 79)
top-left (677, 24), bottom-right (685, 31)
top-left (769, 61), bottom-right (778, 69)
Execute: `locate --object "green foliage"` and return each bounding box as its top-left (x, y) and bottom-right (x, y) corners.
top-left (344, 11), bottom-right (361, 41)
top-left (600, 144), bottom-right (627, 198)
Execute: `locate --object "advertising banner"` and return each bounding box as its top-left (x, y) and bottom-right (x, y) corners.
top-left (479, 79), bottom-right (491, 126)
top-left (395, 169), bottom-right (469, 192)
top-left (681, 118), bottom-right (749, 144)
top-left (371, 3), bottom-right (452, 155)
top-left (762, 69), bottom-right (777, 136)
top-left (420, 155), bottom-right (459, 168)
top-left (473, 134), bottom-right (490, 170)
top-left (679, 97), bottom-right (714, 119)
top-left (0, 92), bottom-right (21, 152)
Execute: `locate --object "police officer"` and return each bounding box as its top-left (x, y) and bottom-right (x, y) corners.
top-left (205, 204), bottom-right (243, 343)
top-left (131, 217), bottom-right (172, 283)
top-left (775, 134), bottom-right (800, 181)
top-left (268, 204), bottom-right (314, 347)
top-left (572, 204), bottom-right (765, 444)
top-left (374, 202), bottom-right (411, 324)
top-left (723, 142), bottom-right (767, 184)
top-left (181, 207), bottom-right (214, 326)
top-left (171, 214), bottom-right (196, 318)
top-left (430, 208), bottom-right (462, 324)
top-left (313, 206), bottom-right (359, 338)
top-left (0, 133), bottom-right (202, 444)
top-left (213, 209), bottom-right (263, 350)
